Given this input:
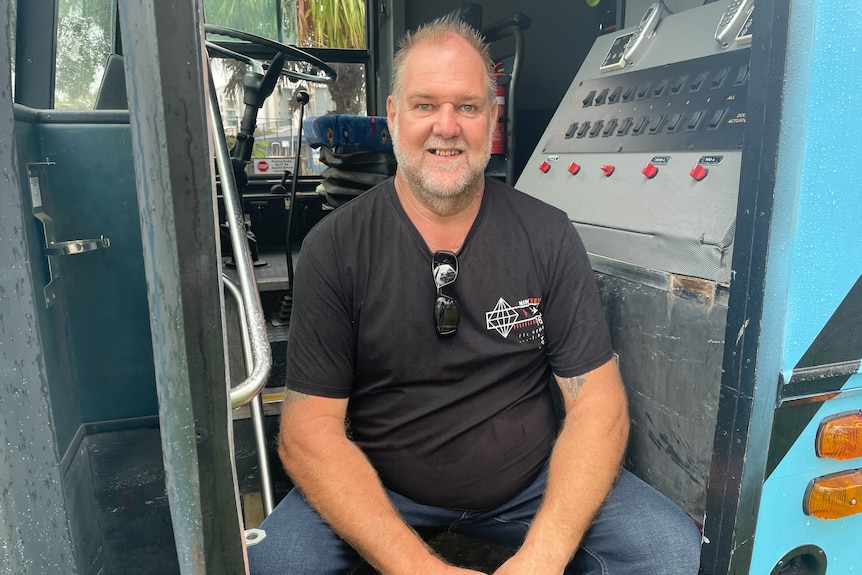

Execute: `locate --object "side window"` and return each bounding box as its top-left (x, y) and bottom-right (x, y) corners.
top-left (205, 0), bottom-right (370, 175)
top-left (54, 0), bottom-right (114, 109)
top-left (33, 0), bottom-right (372, 170)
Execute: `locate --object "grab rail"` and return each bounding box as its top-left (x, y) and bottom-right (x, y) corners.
top-left (222, 275), bottom-right (275, 515)
top-left (206, 68), bottom-right (272, 409)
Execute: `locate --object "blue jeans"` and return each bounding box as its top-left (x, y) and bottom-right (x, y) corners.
top-left (247, 466), bottom-right (702, 574)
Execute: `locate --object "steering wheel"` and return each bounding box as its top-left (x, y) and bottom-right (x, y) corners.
top-left (204, 24), bottom-right (337, 85)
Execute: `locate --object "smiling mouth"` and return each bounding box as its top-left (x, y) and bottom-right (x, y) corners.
top-left (429, 149), bottom-right (462, 157)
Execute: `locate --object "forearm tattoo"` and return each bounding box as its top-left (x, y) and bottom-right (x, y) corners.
top-left (560, 375), bottom-right (587, 402)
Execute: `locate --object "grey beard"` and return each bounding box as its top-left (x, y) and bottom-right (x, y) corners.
top-left (401, 166), bottom-right (485, 217)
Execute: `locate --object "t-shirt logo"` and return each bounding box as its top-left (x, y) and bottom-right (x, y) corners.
top-left (486, 297), bottom-right (544, 345)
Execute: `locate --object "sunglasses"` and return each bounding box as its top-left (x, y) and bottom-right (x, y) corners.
top-left (432, 251), bottom-right (459, 337)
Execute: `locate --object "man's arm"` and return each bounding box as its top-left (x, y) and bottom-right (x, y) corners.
top-left (278, 390), bottom-right (486, 575)
top-left (495, 357), bottom-right (629, 575)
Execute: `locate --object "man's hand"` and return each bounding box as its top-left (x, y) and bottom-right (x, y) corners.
top-left (494, 358), bottom-right (628, 574)
top-left (414, 553), bottom-right (487, 575)
top-left (491, 550), bottom-right (563, 575)
top-left (435, 566), bottom-right (488, 575)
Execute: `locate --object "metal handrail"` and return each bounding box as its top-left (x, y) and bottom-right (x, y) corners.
top-left (222, 275), bottom-right (275, 516)
top-left (206, 66), bottom-right (272, 409)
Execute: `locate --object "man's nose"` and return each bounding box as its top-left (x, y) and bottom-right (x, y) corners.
top-left (432, 104), bottom-right (460, 138)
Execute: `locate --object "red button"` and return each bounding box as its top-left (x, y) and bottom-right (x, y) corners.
top-left (642, 163), bottom-right (658, 179)
top-left (539, 161), bottom-right (551, 173)
top-left (690, 164), bottom-right (708, 181)
top-left (600, 165), bottom-right (615, 177)
top-left (568, 162), bottom-right (581, 175)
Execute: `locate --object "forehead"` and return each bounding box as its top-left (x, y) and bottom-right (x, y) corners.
top-left (400, 35), bottom-right (488, 96)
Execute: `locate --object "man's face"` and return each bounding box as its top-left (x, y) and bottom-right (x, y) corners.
top-left (387, 34), bottom-right (496, 209)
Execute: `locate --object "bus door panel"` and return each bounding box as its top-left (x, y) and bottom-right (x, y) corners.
top-left (747, 1), bottom-right (862, 571)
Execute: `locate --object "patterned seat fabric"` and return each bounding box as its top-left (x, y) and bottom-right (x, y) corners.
top-left (303, 115), bottom-right (396, 208)
top-left (303, 114), bottom-right (393, 153)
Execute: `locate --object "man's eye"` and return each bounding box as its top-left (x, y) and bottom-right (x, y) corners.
top-left (416, 103), bottom-right (433, 111)
top-left (461, 105), bottom-right (476, 113)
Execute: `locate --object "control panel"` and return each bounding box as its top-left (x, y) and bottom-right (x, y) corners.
top-left (517, 0), bottom-right (752, 284)
top-left (545, 48), bottom-right (749, 155)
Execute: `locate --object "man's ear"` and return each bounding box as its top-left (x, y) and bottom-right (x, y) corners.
top-left (386, 95), bottom-right (396, 130)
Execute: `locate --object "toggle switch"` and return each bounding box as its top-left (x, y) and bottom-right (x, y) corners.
top-left (600, 165), bottom-right (615, 177)
top-left (689, 72), bottom-right (708, 92)
top-left (539, 161), bottom-right (551, 173)
top-left (594, 88), bottom-right (610, 105)
top-left (642, 163), bottom-right (658, 179)
top-left (690, 164), bottom-right (708, 181)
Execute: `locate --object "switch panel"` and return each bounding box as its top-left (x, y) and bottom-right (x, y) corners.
top-left (543, 48), bottom-right (750, 155)
top-left (518, 0), bottom-right (750, 284)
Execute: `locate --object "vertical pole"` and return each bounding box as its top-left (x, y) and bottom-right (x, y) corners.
top-left (117, 0), bottom-right (247, 573)
top-left (0, 0), bottom-right (78, 572)
top-left (13, 0), bottom-right (58, 107)
top-left (701, 0), bottom-right (791, 572)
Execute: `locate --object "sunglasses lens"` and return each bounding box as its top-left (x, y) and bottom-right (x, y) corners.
top-left (434, 263), bottom-right (457, 288)
top-left (432, 251), bottom-right (459, 336)
top-left (433, 252), bottom-right (458, 288)
top-left (434, 294), bottom-right (459, 336)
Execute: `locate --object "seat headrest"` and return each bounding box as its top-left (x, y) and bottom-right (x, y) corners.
top-left (303, 115), bottom-right (393, 153)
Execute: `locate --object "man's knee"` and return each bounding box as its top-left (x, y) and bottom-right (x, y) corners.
top-left (246, 489), bottom-right (365, 575)
top-left (577, 470), bottom-right (702, 573)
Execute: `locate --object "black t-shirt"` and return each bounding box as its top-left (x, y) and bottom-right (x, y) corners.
top-left (286, 177), bottom-right (613, 510)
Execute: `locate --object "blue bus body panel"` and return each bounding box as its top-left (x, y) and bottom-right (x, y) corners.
top-left (750, 0), bottom-right (862, 572)
top-left (781, 1), bottom-right (862, 366)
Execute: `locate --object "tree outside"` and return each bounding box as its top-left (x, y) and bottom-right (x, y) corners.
top-left (54, 0), bottom-right (113, 109)
top-left (205, 0), bottom-right (367, 114)
top-left (47, 0), bottom-right (367, 113)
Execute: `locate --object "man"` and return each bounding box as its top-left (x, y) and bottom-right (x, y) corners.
top-left (248, 17), bottom-right (701, 575)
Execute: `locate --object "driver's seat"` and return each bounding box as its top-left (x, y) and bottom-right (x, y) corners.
top-left (303, 114), bottom-right (396, 208)
top-left (94, 54), bottom-right (129, 110)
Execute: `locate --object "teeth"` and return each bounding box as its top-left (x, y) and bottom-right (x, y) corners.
top-left (433, 150), bottom-right (460, 156)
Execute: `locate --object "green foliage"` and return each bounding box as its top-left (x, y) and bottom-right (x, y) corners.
top-left (252, 140), bottom-right (269, 158)
top-left (204, 0), bottom-right (366, 49)
top-left (206, 0), bottom-right (367, 114)
top-left (203, 0), bottom-right (280, 42)
top-left (54, 0), bottom-right (113, 109)
top-left (298, 0), bottom-right (365, 49)
top-left (296, 0), bottom-right (367, 113)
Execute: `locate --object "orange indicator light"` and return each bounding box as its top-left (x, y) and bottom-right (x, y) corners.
top-left (816, 411), bottom-right (862, 460)
top-left (804, 470), bottom-right (862, 520)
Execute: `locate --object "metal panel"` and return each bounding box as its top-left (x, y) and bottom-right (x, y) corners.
top-left (516, 0), bottom-right (747, 283)
top-left (117, 0), bottom-right (246, 573)
top-left (36, 121), bottom-right (158, 424)
top-left (12, 0), bottom-right (57, 107)
top-left (0, 1), bottom-right (78, 571)
top-left (745, 0), bottom-right (862, 571)
top-left (598, 272), bottom-right (727, 518)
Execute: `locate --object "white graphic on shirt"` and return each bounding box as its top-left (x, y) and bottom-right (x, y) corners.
top-left (486, 297), bottom-right (544, 343)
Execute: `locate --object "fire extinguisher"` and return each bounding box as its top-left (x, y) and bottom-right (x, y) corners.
top-left (492, 62), bottom-right (506, 155)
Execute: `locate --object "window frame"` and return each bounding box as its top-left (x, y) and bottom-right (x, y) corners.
top-left (11, 0), bottom-right (382, 114)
